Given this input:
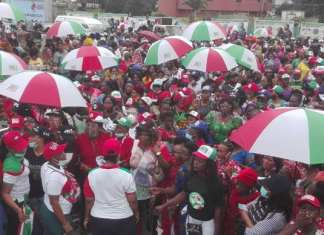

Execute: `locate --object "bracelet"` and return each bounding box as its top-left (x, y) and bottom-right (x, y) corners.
top-left (63, 222), bottom-right (69, 228)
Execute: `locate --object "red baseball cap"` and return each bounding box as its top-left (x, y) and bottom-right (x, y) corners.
top-left (181, 87), bottom-right (192, 96)
top-left (87, 111), bottom-right (108, 123)
top-left (243, 83), bottom-right (261, 92)
top-left (278, 68), bottom-right (286, 74)
top-left (173, 91), bottom-right (186, 102)
top-left (125, 98), bottom-right (136, 107)
top-left (297, 195), bottom-right (321, 211)
top-left (308, 56), bottom-right (319, 64)
top-left (181, 74), bottom-right (190, 83)
top-left (9, 115), bottom-right (24, 129)
top-left (103, 139), bottom-right (121, 156)
top-left (237, 168), bottom-right (258, 187)
top-left (294, 69), bottom-right (301, 75)
top-left (138, 112), bottom-right (155, 124)
top-left (4, 131), bottom-right (29, 151)
top-left (185, 110), bottom-right (201, 120)
top-left (43, 142), bottom-right (67, 161)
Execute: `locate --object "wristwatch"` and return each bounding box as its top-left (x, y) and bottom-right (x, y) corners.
top-left (156, 151), bottom-right (162, 156)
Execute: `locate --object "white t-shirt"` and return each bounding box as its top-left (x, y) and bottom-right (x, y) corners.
top-left (41, 162), bottom-right (73, 214)
top-left (129, 123), bottom-right (139, 139)
top-left (188, 77), bottom-right (204, 95)
top-left (84, 166), bottom-right (136, 219)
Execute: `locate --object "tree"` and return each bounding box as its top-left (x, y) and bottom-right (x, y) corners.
top-left (182, 0), bottom-right (207, 22)
top-left (299, 0), bottom-right (324, 23)
top-left (275, 2), bottom-right (293, 16)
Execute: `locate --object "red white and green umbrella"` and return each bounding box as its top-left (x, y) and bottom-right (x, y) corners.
top-left (0, 71), bottom-right (87, 107)
top-left (144, 36), bottom-right (192, 65)
top-left (218, 43), bottom-right (259, 71)
top-left (229, 108), bottom-right (324, 165)
top-left (317, 57), bottom-right (324, 66)
top-left (17, 195), bottom-right (34, 235)
top-left (227, 25), bottom-right (241, 32)
top-left (182, 21), bottom-right (227, 41)
top-left (0, 3), bottom-right (27, 21)
top-left (46, 21), bottom-right (86, 36)
top-left (254, 28), bottom-right (273, 37)
top-left (181, 47), bottom-right (238, 72)
top-left (0, 51), bottom-right (28, 75)
top-left (61, 46), bottom-right (119, 71)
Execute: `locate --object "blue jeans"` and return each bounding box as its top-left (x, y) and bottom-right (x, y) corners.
top-left (30, 197), bottom-right (50, 235)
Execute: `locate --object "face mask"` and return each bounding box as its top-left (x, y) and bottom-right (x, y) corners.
top-left (54, 158), bottom-right (68, 167)
top-left (14, 153), bottom-right (25, 158)
top-left (88, 131), bottom-right (99, 138)
top-left (29, 142), bottom-right (37, 149)
top-left (260, 186), bottom-right (269, 199)
top-left (115, 133), bottom-right (125, 138)
top-left (185, 133), bottom-right (192, 140)
top-left (246, 94), bottom-right (252, 98)
top-left (256, 102), bottom-right (265, 109)
top-left (139, 106), bottom-right (146, 114)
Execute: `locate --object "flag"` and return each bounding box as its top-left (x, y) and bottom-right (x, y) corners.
top-left (297, 61), bottom-right (310, 81)
top-left (17, 194), bottom-right (34, 235)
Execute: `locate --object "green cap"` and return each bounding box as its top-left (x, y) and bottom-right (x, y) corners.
top-left (175, 113), bottom-right (187, 122)
top-left (308, 81), bottom-right (318, 90)
top-left (115, 117), bottom-right (132, 129)
top-left (272, 85), bottom-right (283, 94)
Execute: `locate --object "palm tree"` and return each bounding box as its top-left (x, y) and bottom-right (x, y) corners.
top-left (183, 0), bottom-right (208, 22)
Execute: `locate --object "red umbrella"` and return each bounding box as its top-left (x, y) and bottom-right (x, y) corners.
top-left (137, 30), bottom-right (160, 42)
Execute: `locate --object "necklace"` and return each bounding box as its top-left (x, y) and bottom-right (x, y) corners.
top-left (220, 115), bottom-right (231, 124)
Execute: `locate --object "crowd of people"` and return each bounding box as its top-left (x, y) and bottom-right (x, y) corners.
top-left (0, 17), bottom-right (323, 235)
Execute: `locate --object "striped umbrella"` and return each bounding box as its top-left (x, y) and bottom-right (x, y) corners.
top-left (0, 51), bottom-right (28, 75)
top-left (0, 71), bottom-right (87, 107)
top-left (144, 36), bottom-right (192, 65)
top-left (46, 21), bottom-right (86, 36)
top-left (227, 25), bottom-right (241, 32)
top-left (181, 47), bottom-right (238, 72)
top-left (218, 43), bottom-right (259, 71)
top-left (254, 28), bottom-right (273, 37)
top-left (0, 3), bottom-right (27, 21)
top-left (229, 108), bottom-right (324, 165)
top-left (61, 46), bottom-right (119, 71)
top-left (182, 21), bottom-right (227, 41)
top-left (317, 57), bottom-right (324, 66)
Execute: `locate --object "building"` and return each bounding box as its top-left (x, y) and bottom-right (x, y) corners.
top-left (158, 0), bottom-right (272, 18)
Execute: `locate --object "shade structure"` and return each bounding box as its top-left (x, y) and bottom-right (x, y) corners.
top-left (0, 71), bottom-right (87, 107)
top-left (61, 46), bottom-right (119, 71)
top-left (182, 21), bottom-right (227, 41)
top-left (46, 21), bottom-right (86, 36)
top-left (0, 51), bottom-right (28, 75)
top-left (137, 30), bottom-right (160, 41)
top-left (254, 28), bottom-right (273, 37)
top-left (229, 108), bottom-right (324, 165)
top-left (181, 47), bottom-right (238, 72)
top-left (227, 25), bottom-right (241, 32)
top-left (144, 36), bottom-right (193, 65)
top-left (218, 43), bottom-right (259, 71)
top-left (0, 3), bottom-right (27, 21)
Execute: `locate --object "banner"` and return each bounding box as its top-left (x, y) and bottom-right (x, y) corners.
top-left (9, 0), bottom-right (45, 21)
top-left (211, 19), bottom-right (249, 32)
top-left (98, 13), bottom-right (127, 26)
top-left (300, 22), bottom-right (324, 38)
top-left (254, 20), bottom-right (294, 37)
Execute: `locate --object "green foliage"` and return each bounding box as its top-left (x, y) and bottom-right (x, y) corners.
top-left (275, 2), bottom-right (293, 16)
top-left (102, 0), bottom-right (157, 15)
top-left (299, 0), bottom-right (324, 22)
top-left (182, 0), bottom-right (207, 22)
top-left (151, 12), bottom-right (165, 17)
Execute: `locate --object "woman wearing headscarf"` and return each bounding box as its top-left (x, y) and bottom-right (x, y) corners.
top-left (226, 168), bottom-right (260, 235)
top-left (40, 142), bottom-right (80, 235)
top-left (241, 174), bottom-right (293, 234)
top-left (154, 145), bottom-right (224, 235)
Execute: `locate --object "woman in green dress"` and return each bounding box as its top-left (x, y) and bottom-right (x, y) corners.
top-left (206, 98), bottom-right (242, 144)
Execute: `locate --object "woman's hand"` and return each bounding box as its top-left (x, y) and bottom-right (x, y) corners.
top-left (17, 209), bottom-right (28, 222)
top-left (84, 216), bottom-right (90, 229)
top-left (149, 196), bottom-right (156, 208)
top-left (80, 163), bottom-right (90, 173)
top-left (224, 166), bottom-right (233, 178)
top-left (154, 205), bottom-right (164, 215)
top-left (152, 145), bottom-right (160, 155)
top-left (149, 187), bottom-right (161, 196)
top-left (63, 223), bottom-right (74, 235)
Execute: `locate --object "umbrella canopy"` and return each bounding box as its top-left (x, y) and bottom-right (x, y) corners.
top-left (218, 43), bottom-right (259, 71)
top-left (137, 30), bottom-right (160, 42)
top-left (182, 21), bottom-right (227, 41)
top-left (144, 36), bottom-right (192, 65)
top-left (46, 21), bottom-right (86, 36)
top-left (254, 28), bottom-right (273, 37)
top-left (0, 3), bottom-right (27, 21)
top-left (227, 25), bottom-right (241, 32)
top-left (61, 46), bottom-right (119, 71)
top-left (317, 57), bottom-right (324, 66)
top-left (0, 51), bottom-right (28, 75)
top-left (181, 47), bottom-right (238, 72)
top-left (229, 108), bottom-right (324, 165)
top-left (0, 71), bottom-right (87, 107)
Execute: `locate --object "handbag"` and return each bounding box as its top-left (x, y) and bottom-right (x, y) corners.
top-left (187, 223), bottom-right (202, 235)
top-left (153, 143), bottom-right (166, 183)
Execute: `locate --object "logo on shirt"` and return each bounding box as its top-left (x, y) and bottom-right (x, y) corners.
top-left (189, 192), bottom-right (205, 210)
